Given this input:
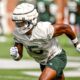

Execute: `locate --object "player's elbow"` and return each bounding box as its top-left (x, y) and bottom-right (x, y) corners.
top-left (62, 24), bottom-right (72, 33)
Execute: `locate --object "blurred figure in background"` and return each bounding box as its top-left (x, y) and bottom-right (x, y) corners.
top-left (20, 0), bottom-right (36, 4)
top-left (0, 0), bottom-right (4, 35)
top-left (76, 0), bottom-right (80, 40)
top-left (68, 0), bottom-right (77, 35)
top-left (54, 0), bottom-right (67, 24)
top-left (55, 0), bottom-right (77, 35)
top-left (36, 0), bottom-right (57, 24)
top-left (0, 16), bottom-right (4, 35)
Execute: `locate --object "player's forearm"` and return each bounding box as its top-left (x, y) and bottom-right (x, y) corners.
top-left (62, 25), bottom-right (75, 39)
top-left (64, 25), bottom-right (79, 46)
top-left (14, 43), bottom-right (23, 56)
top-left (14, 43), bottom-right (23, 60)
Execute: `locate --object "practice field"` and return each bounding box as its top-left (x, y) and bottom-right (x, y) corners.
top-left (0, 34), bottom-right (80, 80)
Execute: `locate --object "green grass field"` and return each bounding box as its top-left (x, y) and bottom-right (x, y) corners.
top-left (0, 34), bottom-right (80, 80)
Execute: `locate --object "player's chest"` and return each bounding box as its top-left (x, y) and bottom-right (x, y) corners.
top-left (25, 38), bottom-right (48, 47)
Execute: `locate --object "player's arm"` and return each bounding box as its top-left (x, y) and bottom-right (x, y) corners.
top-left (10, 42), bottom-right (23, 61)
top-left (53, 24), bottom-right (80, 52)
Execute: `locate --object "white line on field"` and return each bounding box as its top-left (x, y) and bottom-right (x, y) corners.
top-left (0, 36), bottom-right (7, 42)
top-left (0, 75), bottom-right (26, 80)
top-left (22, 71), bottom-right (80, 77)
top-left (0, 59), bottom-right (39, 69)
top-left (0, 59), bottom-right (80, 69)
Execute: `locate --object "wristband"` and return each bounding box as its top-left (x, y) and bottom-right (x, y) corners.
top-left (72, 37), bottom-right (78, 44)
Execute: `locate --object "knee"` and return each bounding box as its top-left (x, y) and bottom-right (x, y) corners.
top-left (39, 77), bottom-right (47, 80)
top-left (39, 75), bottom-right (50, 80)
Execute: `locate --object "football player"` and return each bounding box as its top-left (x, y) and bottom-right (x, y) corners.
top-left (10, 3), bottom-right (80, 80)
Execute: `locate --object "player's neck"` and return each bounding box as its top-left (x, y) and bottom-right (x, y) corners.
top-left (25, 28), bottom-right (32, 35)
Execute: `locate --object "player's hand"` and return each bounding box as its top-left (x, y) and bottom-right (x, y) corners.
top-left (10, 47), bottom-right (19, 60)
top-left (76, 43), bottom-right (80, 52)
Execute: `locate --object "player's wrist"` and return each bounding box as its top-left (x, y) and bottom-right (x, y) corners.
top-left (72, 37), bottom-right (79, 47)
top-left (72, 37), bottom-right (78, 44)
top-left (71, 37), bottom-right (80, 52)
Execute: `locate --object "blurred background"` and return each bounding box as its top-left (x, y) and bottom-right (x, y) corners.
top-left (0, 0), bottom-right (80, 80)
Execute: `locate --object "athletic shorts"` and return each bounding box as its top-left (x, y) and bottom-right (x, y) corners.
top-left (47, 49), bottom-right (67, 77)
top-left (40, 49), bottom-right (67, 78)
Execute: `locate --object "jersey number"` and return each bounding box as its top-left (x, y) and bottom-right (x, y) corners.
top-left (28, 46), bottom-right (43, 54)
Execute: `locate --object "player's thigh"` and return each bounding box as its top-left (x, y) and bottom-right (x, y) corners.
top-left (47, 49), bottom-right (67, 77)
top-left (39, 66), bottom-right (57, 80)
top-left (39, 49), bottom-right (67, 80)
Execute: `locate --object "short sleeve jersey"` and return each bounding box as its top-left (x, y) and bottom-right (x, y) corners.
top-left (13, 21), bottom-right (62, 65)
